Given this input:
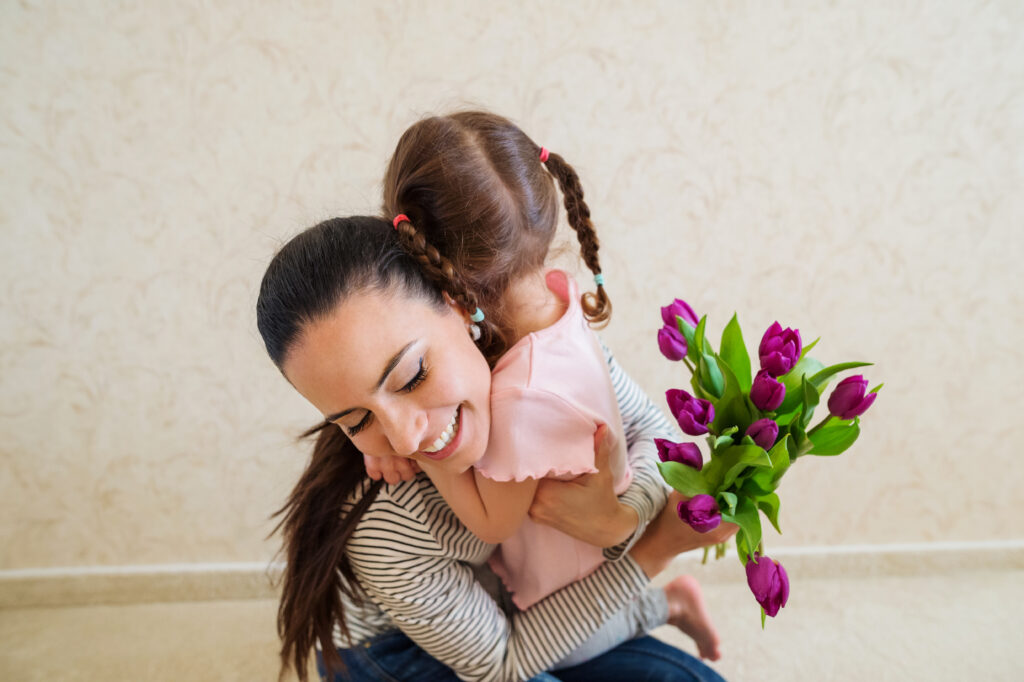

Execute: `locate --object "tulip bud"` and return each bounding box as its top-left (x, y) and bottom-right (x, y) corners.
top-left (758, 321), bottom-right (802, 377)
top-left (657, 326), bottom-right (688, 361)
top-left (676, 494), bottom-right (721, 532)
top-left (666, 389), bottom-right (715, 436)
top-left (746, 418), bottom-right (779, 450)
top-left (750, 369), bottom-right (786, 411)
top-left (661, 298), bottom-right (699, 330)
top-left (745, 553), bottom-right (790, 617)
top-left (655, 438), bottom-right (703, 470)
top-left (827, 375), bottom-right (877, 419)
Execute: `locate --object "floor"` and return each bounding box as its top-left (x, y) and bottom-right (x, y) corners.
top-left (2, 564), bottom-right (1020, 681)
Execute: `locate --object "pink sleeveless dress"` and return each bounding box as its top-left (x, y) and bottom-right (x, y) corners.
top-left (475, 270), bottom-right (632, 609)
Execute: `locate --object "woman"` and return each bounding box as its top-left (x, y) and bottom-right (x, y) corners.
top-left (257, 216), bottom-right (734, 681)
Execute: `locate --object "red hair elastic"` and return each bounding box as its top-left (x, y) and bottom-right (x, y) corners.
top-left (392, 214), bottom-right (410, 229)
top-left (539, 147), bottom-right (550, 163)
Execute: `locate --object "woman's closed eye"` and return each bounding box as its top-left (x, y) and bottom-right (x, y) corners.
top-left (344, 358), bottom-right (429, 436)
top-left (399, 357), bottom-right (428, 393)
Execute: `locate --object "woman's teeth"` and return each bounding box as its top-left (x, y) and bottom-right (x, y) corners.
top-left (422, 407), bottom-right (460, 453)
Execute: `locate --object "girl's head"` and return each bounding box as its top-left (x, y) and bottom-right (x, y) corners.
top-left (257, 216), bottom-right (492, 474)
top-left (383, 111), bottom-right (610, 360)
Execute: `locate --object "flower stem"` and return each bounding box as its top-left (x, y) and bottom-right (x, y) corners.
top-left (806, 415), bottom-right (834, 438)
top-left (683, 357), bottom-right (696, 374)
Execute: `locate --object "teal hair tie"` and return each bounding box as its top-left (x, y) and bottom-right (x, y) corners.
top-left (594, 273), bottom-right (605, 286)
top-left (470, 308), bottom-right (485, 323)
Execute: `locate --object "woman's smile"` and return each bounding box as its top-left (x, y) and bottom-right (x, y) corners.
top-left (420, 405), bottom-right (464, 460)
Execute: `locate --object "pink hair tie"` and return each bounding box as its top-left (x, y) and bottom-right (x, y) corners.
top-left (539, 147), bottom-right (550, 163)
top-left (392, 214), bottom-right (410, 230)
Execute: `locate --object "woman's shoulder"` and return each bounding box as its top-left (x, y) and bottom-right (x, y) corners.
top-left (348, 475), bottom-right (491, 560)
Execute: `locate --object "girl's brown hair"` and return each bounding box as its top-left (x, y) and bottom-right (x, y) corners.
top-left (384, 111), bottom-right (610, 364)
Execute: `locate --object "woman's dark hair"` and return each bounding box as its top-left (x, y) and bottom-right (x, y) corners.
top-left (385, 111), bottom-right (611, 363)
top-left (256, 215), bottom-right (449, 681)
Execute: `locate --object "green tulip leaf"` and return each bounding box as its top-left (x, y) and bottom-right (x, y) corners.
top-left (717, 491), bottom-right (738, 516)
top-left (799, 376), bottom-right (821, 429)
top-left (720, 314), bottom-right (752, 392)
top-left (717, 443), bottom-right (773, 489)
top-left (709, 398), bottom-right (755, 441)
top-left (776, 355), bottom-right (826, 415)
top-left (740, 475), bottom-right (775, 497)
top-left (714, 435), bottom-right (734, 449)
top-left (869, 382), bottom-right (885, 394)
top-left (757, 492), bottom-right (782, 534)
top-left (736, 531), bottom-right (754, 567)
top-left (808, 361), bottom-right (874, 391)
top-left (677, 317), bottom-right (699, 362)
top-left (657, 460), bottom-right (711, 496)
top-left (699, 352), bottom-right (725, 398)
top-left (807, 418), bottom-right (860, 456)
top-left (768, 435), bottom-right (791, 478)
top-left (694, 315), bottom-right (708, 356)
top-left (721, 425), bottom-right (739, 437)
top-left (722, 495), bottom-right (761, 566)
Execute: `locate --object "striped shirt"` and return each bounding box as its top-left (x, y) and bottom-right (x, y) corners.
top-left (333, 347), bottom-right (677, 681)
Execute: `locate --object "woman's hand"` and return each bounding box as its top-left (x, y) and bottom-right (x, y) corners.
top-left (528, 425), bottom-right (639, 548)
top-left (629, 492), bottom-right (739, 579)
top-left (363, 453), bottom-right (420, 484)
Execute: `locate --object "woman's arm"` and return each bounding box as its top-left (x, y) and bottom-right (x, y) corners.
top-left (346, 482), bottom-right (654, 682)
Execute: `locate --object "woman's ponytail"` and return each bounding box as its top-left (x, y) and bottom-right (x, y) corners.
top-left (273, 422), bottom-right (383, 682)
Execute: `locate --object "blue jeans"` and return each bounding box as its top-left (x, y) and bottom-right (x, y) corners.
top-left (317, 629), bottom-right (726, 681)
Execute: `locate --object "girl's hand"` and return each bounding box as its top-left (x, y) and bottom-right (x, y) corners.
top-left (528, 425), bottom-right (639, 548)
top-left (363, 453), bottom-right (420, 484)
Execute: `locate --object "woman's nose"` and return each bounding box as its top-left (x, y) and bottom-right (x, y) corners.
top-left (380, 406), bottom-right (429, 457)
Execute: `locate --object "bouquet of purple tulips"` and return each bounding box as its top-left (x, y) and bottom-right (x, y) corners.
top-left (655, 299), bottom-right (881, 624)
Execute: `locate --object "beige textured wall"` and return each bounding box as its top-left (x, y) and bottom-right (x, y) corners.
top-left (1, 1), bottom-right (1021, 570)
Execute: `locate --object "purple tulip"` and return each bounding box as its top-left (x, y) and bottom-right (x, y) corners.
top-left (657, 326), bottom-right (688, 361)
top-left (745, 553), bottom-right (790, 617)
top-left (827, 375), bottom-right (877, 419)
top-left (661, 298), bottom-right (699, 330)
top-left (759, 321), bottom-right (802, 377)
top-left (655, 438), bottom-right (703, 470)
top-left (746, 418), bottom-right (779, 450)
top-left (676, 494), bottom-right (721, 532)
top-left (666, 389), bottom-right (715, 436)
top-left (750, 369), bottom-right (786, 411)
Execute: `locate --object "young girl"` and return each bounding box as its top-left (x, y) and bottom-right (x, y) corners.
top-left (381, 111), bottom-right (721, 664)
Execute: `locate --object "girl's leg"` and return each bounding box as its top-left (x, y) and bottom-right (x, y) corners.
top-left (316, 630), bottom-right (559, 681)
top-left (552, 635), bottom-right (727, 682)
top-left (552, 586), bottom-right (668, 669)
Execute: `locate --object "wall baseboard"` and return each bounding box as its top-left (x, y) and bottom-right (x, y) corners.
top-left (3, 541), bottom-right (1022, 609)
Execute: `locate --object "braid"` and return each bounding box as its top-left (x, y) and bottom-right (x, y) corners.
top-left (542, 151), bottom-right (612, 327)
top-left (393, 217), bottom-right (508, 365)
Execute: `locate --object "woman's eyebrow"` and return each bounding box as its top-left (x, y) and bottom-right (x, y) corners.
top-left (323, 341), bottom-right (416, 423)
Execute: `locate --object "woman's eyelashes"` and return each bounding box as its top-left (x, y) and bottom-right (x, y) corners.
top-left (344, 358), bottom-right (428, 437)
top-left (399, 357), bottom-right (428, 393)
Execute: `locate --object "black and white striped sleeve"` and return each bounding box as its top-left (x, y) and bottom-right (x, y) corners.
top-left (600, 342), bottom-right (677, 561)
top-left (347, 483), bottom-right (650, 682)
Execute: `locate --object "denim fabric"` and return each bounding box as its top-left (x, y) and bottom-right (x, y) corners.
top-left (317, 630), bottom-right (725, 682)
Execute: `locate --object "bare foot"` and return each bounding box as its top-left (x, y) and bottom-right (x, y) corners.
top-left (664, 575), bottom-right (722, 661)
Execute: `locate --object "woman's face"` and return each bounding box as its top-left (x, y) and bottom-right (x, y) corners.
top-left (282, 286), bottom-right (492, 474)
